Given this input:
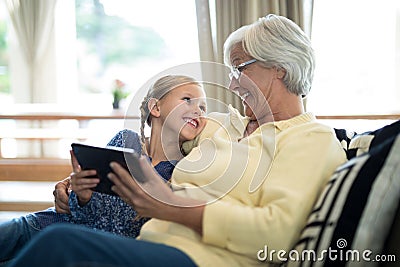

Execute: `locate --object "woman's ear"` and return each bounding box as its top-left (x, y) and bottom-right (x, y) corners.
top-left (276, 68), bottom-right (286, 79)
top-left (147, 98), bottom-right (160, 118)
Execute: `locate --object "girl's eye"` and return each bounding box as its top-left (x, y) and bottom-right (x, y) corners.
top-left (182, 97), bottom-right (191, 103)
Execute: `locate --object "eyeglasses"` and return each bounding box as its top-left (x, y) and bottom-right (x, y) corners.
top-left (229, 59), bottom-right (257, 80)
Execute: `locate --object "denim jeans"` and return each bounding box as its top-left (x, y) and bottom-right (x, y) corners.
top-left (0, 208), bottom-right (68, 265)
top-left (0, 214), bottom-right (40, 265)
top-left (8, 223), bottom-right (197, 267)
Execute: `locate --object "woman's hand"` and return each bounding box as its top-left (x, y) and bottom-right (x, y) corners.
top-left (108, 157), bottom-right (176, 219)
top-left (108, 157), bottom-right (206, 234)
top-left (69, 150), bottom-right (99, 206)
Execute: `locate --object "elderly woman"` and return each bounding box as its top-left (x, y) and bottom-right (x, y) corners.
top-left (8, 14), bottom-right (346, 267)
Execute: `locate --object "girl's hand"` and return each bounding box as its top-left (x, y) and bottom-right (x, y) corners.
top-left (69, 150), bottom-right (99, 206)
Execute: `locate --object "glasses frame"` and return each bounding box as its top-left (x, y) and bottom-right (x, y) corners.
top-left (229, 59), bottom-right (257, 80)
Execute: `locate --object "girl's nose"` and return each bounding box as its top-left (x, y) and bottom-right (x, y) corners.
top-left (192, 103), bottom-right (205, 116)
top-left (193, 105), bottom-right (202, 116)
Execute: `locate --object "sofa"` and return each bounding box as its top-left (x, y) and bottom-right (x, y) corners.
top-left (285, 119), bottom-right (400, 266)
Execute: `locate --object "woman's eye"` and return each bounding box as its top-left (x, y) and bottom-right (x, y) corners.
top-left (182, 97), bottom-right (191, 103)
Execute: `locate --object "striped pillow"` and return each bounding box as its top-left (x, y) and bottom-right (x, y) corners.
top-left (286, 133), bottom-right (400, 266)
top-left (347, 120), bottom-right (400, 159)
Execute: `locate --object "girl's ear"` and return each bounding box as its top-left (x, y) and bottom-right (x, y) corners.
top-left (148, 98), bottom-right (161, 118)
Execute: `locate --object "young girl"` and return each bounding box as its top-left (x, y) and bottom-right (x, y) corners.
top-left (0, 75), bottom-right (207, 264)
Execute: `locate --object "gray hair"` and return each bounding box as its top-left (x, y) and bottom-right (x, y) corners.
top-left (223, 14), bottom-right (315, 97)
top-left (139, 75), bottom-right (200, 152)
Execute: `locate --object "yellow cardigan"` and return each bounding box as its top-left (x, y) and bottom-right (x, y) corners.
top-left (139, 106), bottom-right (347, 266)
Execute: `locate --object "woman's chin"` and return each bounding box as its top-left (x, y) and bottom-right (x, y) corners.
top-left (244, 107), bottom-right (255, 120)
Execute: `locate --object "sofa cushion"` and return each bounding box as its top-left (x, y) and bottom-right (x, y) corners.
top-left (347, 120), bottom-right (400, 159)
top-left (334, 128), bottom-right (356, 154)
top-left (286, 133), bottom-right (400, 266)
top-left (380, 203), bottom-right (400, 267)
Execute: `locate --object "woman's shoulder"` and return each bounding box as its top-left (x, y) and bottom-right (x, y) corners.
top-left (207, 105), bottom-right (246, 122)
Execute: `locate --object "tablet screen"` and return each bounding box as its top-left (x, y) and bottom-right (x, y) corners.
top-left (71, 143), bottom-right (144, 195)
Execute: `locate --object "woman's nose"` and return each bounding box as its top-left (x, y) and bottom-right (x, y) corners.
top-left (228, 78), bottom-right (239, 91)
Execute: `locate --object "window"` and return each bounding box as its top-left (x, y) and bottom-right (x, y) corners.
top-left (308, 0), bottom-right (400, 131)
top-left (71, 0), bottom-right (200, 108)
top-left (2, 0), bottom-right (199, 107)
top-left (309, 0), bottom-right (400, 115)
top-left (0, 0), bottom-right (10, 104)
top-left (0, 0), bottom-right (200, 158)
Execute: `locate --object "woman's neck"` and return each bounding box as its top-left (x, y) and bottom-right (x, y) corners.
top-left (244, 90), bottom-right (304, 136)
top-left (268, 86), bottom-right (305, 122)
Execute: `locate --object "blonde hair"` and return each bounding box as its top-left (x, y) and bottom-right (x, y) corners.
top-left (139, 75), bottom-right (200, 155)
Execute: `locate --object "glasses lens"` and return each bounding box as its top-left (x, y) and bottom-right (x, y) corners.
top-left (229, 69), bottom-right (239, 80)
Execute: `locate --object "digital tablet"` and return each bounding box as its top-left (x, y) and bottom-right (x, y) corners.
top-left (71, 143), bottom-right (146, 196)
